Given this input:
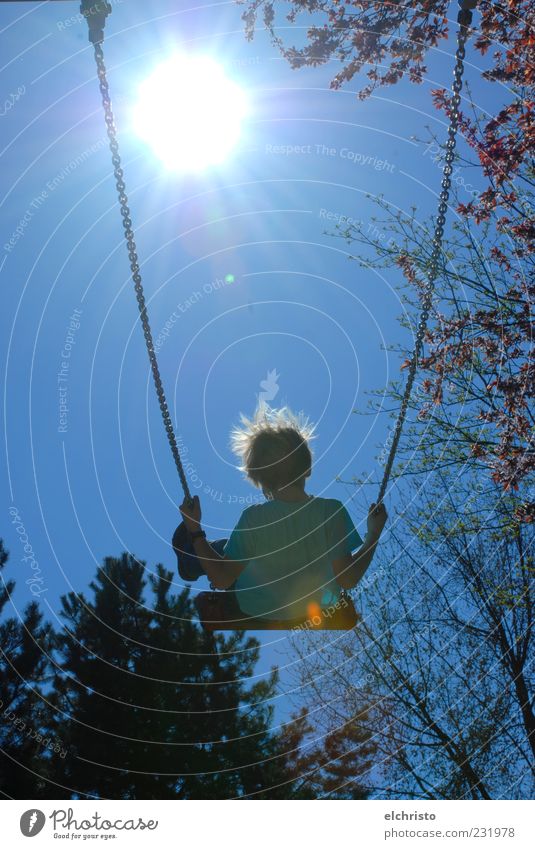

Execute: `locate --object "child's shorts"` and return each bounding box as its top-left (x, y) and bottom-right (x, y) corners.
top-left (172, 521), bottom-right (227, 582)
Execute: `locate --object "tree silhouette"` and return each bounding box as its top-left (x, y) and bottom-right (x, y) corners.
top-left (0, 539), bottom-right (56, 798)
top-left (0, 542), bottom-right (374, 798)
top-left (44, 552), bottom-right (372, 798)
top-left (289, 472), bottom-right (535, 799)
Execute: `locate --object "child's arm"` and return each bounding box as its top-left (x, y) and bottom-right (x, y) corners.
top-left (332, 502), bottom-right (387, 590)
top-left (190, 535), bottom-right (246, 589)
top-left (180, 496), bottom-right (248, 590)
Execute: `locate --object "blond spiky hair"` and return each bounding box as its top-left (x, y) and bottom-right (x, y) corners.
top-left (230, 403), bottom-right (316, 492)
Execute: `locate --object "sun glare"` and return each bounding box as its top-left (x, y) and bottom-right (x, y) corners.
top-left (132, 55), bottom-right (248, 172)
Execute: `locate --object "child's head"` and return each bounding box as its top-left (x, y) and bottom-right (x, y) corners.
top-left (230, 404), bottom-right (315, 495)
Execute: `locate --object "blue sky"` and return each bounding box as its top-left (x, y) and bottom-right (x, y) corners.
top-left (1, 1), bottom-right (491, 709)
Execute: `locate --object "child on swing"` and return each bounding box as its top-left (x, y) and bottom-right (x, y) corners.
top-left (178, 405), bottom-right (387, 622)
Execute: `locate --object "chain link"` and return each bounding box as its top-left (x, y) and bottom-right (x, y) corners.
top-left (377, 15), bottom-right (472, 504)
top-left (92, 42), bottom-right (192, 503)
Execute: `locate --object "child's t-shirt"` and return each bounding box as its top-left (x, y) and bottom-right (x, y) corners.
top-left (223, 496), bottom-right (363, 620)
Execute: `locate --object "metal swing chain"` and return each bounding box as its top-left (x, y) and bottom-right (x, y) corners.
top-left (377, 0), bottom-right (475, 504)
top-left (82, 2), bottom-right (192, 503)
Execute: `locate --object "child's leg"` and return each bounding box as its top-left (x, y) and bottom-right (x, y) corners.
top-left (172, 521), bottom-right (227, 581)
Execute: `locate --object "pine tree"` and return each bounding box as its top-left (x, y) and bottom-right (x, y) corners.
top-left (49, 552), bottom-right (331, 798)
top-left (0, 539), bottom-right (56, 798)
top-left (0, 543), bottom-right (375, 798)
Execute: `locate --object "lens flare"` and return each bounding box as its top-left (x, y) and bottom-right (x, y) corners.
top-left (307, 602), bottom-right (323, 626)
top-left (132, 55), bottom-right (248, 172)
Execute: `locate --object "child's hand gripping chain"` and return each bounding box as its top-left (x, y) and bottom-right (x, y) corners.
top-left (367, 501), bottom-right (388, 541)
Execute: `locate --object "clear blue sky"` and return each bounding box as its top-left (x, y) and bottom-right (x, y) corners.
top-left (1, 1), bottom-right (490, 711)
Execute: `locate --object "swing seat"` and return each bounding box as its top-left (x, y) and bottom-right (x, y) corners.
top-left (174, 525), bottom-right (359, 631)
top-left (194, 590), bottom-right (360, 632)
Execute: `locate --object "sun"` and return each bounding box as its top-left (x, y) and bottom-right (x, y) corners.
top-left (132, 54), bottom-right (248, 172)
